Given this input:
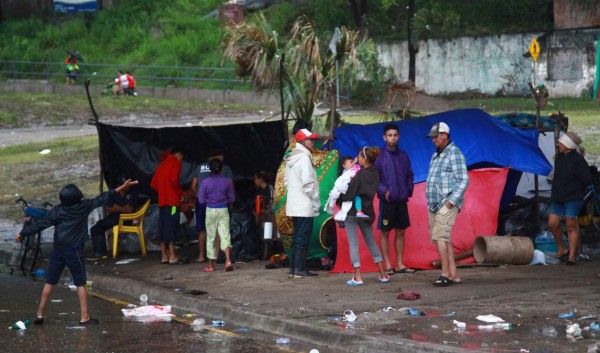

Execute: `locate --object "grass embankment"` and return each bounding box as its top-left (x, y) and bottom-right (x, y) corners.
top-left (1, 95), bottom-right (598, 221)
top-left (0, 136), bottom-right (99, 220)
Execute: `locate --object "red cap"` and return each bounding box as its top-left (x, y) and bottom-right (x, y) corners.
top-left (295, 128), bottom-right (319, 142)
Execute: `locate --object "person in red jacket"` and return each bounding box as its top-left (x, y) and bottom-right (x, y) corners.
top-left (151, 147), bottom-right (188, 265)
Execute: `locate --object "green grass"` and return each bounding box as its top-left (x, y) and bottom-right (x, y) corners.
top-left (0, 136), bottom-right (100, 220)
top-left (0, 92), bottom-right (268, 128)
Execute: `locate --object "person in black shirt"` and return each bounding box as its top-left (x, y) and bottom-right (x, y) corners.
top-left (548, 132), bottom-right (591, 265)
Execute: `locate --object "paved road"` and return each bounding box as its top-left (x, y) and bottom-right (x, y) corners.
top-left (0, 126), bottom-right (97, 147)
top-left (0, 272), bottom-right (336, 353)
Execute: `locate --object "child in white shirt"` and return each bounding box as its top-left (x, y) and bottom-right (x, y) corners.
top-left (325, 156), bottom-right (369, 226)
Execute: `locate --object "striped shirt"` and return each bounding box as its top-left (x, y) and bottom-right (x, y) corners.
top-left (425, 141), bottom-right (469, 212)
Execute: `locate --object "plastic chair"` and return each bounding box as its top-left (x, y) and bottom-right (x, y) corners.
top-left (112, 199), bottom-right (151, 258)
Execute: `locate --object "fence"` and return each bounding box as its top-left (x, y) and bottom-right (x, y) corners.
top-left (0, 60), bottom-right (250, 90)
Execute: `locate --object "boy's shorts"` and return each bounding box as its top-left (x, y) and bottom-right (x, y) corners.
top-left (46, 246), bottom-right (87, 287)
top-left (377, 201), bottom-right (410, 231)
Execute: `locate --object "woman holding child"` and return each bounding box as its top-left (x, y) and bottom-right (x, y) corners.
top-left (337, 146), bottom-right (390, 286)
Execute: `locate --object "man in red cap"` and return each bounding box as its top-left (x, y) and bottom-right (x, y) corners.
top-left (285, 128), bottom-right (321, 278)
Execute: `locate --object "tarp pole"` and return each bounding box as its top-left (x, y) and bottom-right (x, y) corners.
top-left (84, 79), bottom-right (105, 195)
top-left (528, 82), bottom-right (542, 233)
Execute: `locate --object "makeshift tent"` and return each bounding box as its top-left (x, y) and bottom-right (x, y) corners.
top-left (96, 119), bottom-right (287, 261)
top-left (329, 109), bottom-right (552, 272)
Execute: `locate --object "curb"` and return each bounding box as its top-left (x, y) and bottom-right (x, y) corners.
top-left (88, 271), bottom-right (472, 353)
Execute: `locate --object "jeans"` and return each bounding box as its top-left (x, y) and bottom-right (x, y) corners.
top-left (345, 216), bottom-right (383, 268)
top-left (291, 217), bottom-right (313, 251)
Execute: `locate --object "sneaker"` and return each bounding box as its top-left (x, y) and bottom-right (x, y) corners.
top-left (355, 211), bottom-right (370, 219)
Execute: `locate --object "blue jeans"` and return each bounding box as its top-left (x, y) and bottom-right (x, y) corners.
top-left (291, 217), bottom-right (313, 251)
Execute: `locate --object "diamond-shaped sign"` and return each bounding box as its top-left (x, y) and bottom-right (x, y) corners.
top-left (529, 38), bottom-right (540, 62)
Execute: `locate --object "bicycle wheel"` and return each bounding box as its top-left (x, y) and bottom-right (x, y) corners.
top-left (19, 232), bottom-right (41, 277)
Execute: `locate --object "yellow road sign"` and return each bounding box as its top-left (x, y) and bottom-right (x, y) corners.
top-left (529, 38), bottom-right (540, 62)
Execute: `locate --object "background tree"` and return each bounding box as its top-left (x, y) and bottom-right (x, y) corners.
top-left (222, 13), bottom-right (376, 132)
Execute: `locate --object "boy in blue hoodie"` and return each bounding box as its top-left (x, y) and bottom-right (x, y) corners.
top-left (17, 179), bottom-right (138, 326)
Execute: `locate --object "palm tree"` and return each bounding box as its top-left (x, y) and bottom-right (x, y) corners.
top-left (222, 13), bottom-right (375, 134)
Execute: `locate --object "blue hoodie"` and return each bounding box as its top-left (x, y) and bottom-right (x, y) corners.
top-left (375, 145), bottom-right (414, 203)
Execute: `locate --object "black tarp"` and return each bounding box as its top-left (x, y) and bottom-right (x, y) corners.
top-left (97, 120), bottom-right (286, 194)
top-left (97, 120), bottom-right (287, 260)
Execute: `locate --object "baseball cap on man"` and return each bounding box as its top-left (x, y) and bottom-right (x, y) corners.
top-left (426, 122), bottom-right (450, 138)
top-left (295, 128), bottom-right (319, 142)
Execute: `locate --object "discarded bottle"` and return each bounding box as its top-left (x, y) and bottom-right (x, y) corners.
top-left (590, 322), bottom-right (600, 331)
top-left (343, 310), bottom-right (357, 322)
top-left (211, 320), bottom-right (226, 326)
top-left (34, 269), bottom-right (46, 278)
top-left (9, 320), bottom-right (30, 330)
top-left (559, 311), bottom-right (574, 319)
top-left (275, 337), bottom-right (291, 345)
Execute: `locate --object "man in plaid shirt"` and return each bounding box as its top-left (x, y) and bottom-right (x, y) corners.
top-left (425, 122), bottom-right (469, 287)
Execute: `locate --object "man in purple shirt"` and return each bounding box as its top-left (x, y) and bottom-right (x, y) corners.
top-left (375, 123), bottom-right (415, 275)
top-left (198, 158), bottom-right (235, 272)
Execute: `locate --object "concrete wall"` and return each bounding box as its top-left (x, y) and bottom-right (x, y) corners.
top-left (377, 29), bottom-right (600, 97)
top-left (554, 0), bottom-right (600, 29)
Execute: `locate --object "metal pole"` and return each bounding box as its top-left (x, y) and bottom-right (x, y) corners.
top-left (528, 82), bottom-right (542, 233)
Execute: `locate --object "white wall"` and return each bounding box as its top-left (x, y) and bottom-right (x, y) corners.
top-left (377, 30), bottom-right (599, 98)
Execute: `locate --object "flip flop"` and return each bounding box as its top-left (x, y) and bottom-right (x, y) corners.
top-left (396, 267), bottom-right (416, 274)
top-left (34, 317), bottom-right (44, 325)
top-left (449, 279), bottom-right (463, 284)
top-left (196, 257), bottom-right (207, 263)
top-left (346, 277), bottom-right (364, 286)
top-left (203, 267), bottom-right (214, 272)
top-left (433, 276), bottom-right (452, 287)
top-left (225, 265), bottom-right (234, 272)
top-left (378, 275), bottom-right (390, 283)
top-left (555, 251), bottom-right (569, 260)
top-left (385, 268), bottom-right (395, 276)
top-left (161, 260), bottom-right (169, 264)
top-left (169, 258), bottom-right (188, 265)
top-left (566, 260), bottom-right (577, 266)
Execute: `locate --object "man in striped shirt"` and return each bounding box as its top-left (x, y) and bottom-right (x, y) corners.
top-left (425, 122), bottom-right (469, 287)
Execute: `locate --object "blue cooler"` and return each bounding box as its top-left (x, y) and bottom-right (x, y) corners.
top-left (534, 231), bottom-right (568, 252)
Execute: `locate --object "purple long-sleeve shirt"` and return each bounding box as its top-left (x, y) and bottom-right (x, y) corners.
top-left (375, 145), bottom-right (414, 203)
top-left (198, 175), bottom-right (235, 207)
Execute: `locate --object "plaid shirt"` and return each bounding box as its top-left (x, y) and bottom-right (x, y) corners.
top-left (425, 141), bottom-right (469, 212)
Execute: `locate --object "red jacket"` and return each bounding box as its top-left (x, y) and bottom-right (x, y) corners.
top-left (151, 154), bottom-right (183, 207)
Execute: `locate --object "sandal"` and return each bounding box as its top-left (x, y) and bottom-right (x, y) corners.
top-left (433, 276), bottom-right (452, 287)
top-left (566, 260), bottom-right (577, 266)
top-left (396, 267), bottom-right (416, 273)
top-left (169, 258), bottom-right (188, 265)
top-left (225, 265), bottom-right (234, 272)
top-left (346, 277), bottom-right (364, 286)
top-left (385, 268), bottom-right (395, 276)
top-left (34, 317), bottom-right (44, 325)
top-left (203, 267), bottom-right (214, 272)
top-left (378, 275), bottom-right (390, 283)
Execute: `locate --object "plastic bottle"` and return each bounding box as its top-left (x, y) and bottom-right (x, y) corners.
top-left (275, 338), bottom-right (291, 345)
top-left (34, 269), bottom-right (46, 278)
top-left (9, 320), bottom-right (31, 330)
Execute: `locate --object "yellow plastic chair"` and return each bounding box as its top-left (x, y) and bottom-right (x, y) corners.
top-left (112, 199), bottom-right (151, 258)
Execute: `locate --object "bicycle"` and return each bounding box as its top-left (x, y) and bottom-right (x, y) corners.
top-left (15, 196), bottom-right (53, 277)
top-left (580, 183), bottom-right (600, 232)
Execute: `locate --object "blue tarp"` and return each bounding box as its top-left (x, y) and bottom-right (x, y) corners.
top-left (332, 108), bottom-right (552, 183)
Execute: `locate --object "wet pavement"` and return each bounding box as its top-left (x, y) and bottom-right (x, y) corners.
top-left (2, 233), bottom-right (600, 353)
top-left (0, 272), bottom-right (339, 353)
